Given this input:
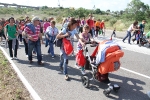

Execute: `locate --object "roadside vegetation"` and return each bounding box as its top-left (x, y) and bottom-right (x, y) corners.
top-left (0, 50), bottom-right (32, 100)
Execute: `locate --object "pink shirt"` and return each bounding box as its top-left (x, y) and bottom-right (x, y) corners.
top-left (43, 22), bottom-right (50, 33)
top-left (24, 25), bottom-right (40, 41)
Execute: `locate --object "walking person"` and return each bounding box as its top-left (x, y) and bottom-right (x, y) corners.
top-left (24, 16), bottom-right (44, 65)
top-left (86, 14), bottom-right (94, 38)
top-left (95, 19), bottom-right (101, 38)
top-left (22, 19), bottom-right (31, 57)
top-left (45, 21), bottom-right (59, 58)
top-left (43, 18), bottom-right (50, 47)
top-left (4, 17), bottom-right (19, 60)
top-left (56, 19), bottom-right (84, 80)
top-left (122, 21), bottom-right (139, 44)
top-left (110, 27), bottom-right (116, 40)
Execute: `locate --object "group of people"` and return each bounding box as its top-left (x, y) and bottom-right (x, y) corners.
top-left (1, 15), bottom-right (150, 98)
top-left (0, 15), bottom-right (97, 80)
top-left (122, 20), bottom-right (149, 46)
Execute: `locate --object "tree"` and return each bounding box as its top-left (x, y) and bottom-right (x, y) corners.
top-left (124, 0), bottom-right (148, 21)
top-left (95, 8), bottom-right (101, 14)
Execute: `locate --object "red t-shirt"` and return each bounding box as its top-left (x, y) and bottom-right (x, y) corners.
top-left (86, 19), bottom-right (94, 29)
top-left (100, 22), bottom-right (105, 29)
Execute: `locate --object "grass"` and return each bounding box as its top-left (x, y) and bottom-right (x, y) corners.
top-left (0, 50), bottom-right (32, 100)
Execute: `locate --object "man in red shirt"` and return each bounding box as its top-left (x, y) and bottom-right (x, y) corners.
top-left (86, 14), bottom-right (94, 37)
top-left (24, 16), bottom-right (44, 65)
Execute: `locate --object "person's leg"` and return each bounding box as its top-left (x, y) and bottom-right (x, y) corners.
top-left (123, 31), bottom-right (129, 42)
top-left (128, 32), bottom-right (131, 44)
top-left (8, 40), bottom-right (13, 58)
top-left (28, 40), bottom-right (34, 62)
top-left (23, 39), bottom-right (28, 55)
top-left (14, 39), bottom-right (18, 57)
top-left (20, 34), bottom-right (22, 42)
top-left (61, 50), bottom-right (68, 76)
top-left (36, 39), bottom-right (42, 64)
top-left (49, 42), bottom-right (54, 57)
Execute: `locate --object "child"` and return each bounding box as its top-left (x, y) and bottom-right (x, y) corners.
top-left (76, 24), bottom-right (95, 75)
top-left (110, 27), bottom-right (116, 40)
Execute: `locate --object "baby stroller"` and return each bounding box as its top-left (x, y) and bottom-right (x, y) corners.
top-left (81, 40), bottom-right (124, 96)
top-left (138, 37), bottom-right (148, 47)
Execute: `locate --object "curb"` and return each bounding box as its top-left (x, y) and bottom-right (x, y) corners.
top-left (0, 46), bottom-right (42, 100)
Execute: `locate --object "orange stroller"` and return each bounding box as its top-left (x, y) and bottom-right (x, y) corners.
top-left (81, 40), bottom-right (124, 96)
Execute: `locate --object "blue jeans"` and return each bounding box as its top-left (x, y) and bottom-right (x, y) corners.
top-left (59, 49), bottom-right (68, 75)
top-left (123, 31), bottom-right (131, 43)
top-left (48, 41), bottom-right (54, 56)
top-left (28, 39), bottom-right (42, 63)
top-left (92, 27), bottom-right (95, 37)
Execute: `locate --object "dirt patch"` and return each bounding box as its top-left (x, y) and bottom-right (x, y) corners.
top-left (0, 50), bottom-right (32, 100)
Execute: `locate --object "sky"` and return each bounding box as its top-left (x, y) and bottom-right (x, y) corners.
top-left (0, 0), bottom-right (150, 11)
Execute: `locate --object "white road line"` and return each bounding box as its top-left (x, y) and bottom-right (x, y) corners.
top-left (120, 67), bottom-right (150, 79)
top-left (0, 47), bottom-right (42, 100)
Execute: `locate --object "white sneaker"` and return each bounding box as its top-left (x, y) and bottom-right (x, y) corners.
top-left (81, 70), bottom-right (86, 75)
top-left (14, 57), bottom-right (18, 60)
top-left (147, 91), bottom-right (150, 98)
top-left (26, 55), bottom-right (28, 58)
top-left (10, 57), bottom-right (13, 60)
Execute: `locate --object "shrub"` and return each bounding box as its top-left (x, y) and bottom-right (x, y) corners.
top-left (109, 18), bottom-right (117, 26)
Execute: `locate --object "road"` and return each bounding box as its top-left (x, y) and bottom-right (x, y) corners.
top-left (1, 30), bottom-right (150, 100)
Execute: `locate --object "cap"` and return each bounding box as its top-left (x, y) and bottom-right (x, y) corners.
top-left (31, 16), bottom-right (40, 22)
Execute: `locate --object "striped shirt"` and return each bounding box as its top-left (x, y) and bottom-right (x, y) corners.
top-left (24, 25), bottom-right (40, 41)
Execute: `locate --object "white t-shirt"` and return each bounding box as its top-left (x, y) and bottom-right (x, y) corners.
top-left (127, 24), bottom-right (134, 32)
top-left (46, 26), bottom-right (59, 36)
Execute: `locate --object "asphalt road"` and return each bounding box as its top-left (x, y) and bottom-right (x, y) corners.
top-left (1, 30), bottom-right (150, 100)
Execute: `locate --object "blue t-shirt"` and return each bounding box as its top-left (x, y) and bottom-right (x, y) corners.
top-left (61, 28), bottom-right (77, 37)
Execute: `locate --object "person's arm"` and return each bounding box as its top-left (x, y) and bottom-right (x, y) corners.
top-left (56, 28), bottom-right (69, 39)
top-left (74, 33), bottom-right (85, 47)
top-left (13, 25), bottom-right (19, 37)
top-left (56, 32), bottom-right (69, 39)
top-left (133, 26), bottom-right (140, 31)
top-left (89, 33), bottom-right (94, 42)
top-left (4, 26), bottom-right (8, 41)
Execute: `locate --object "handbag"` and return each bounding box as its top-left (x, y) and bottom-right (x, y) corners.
top-left (54, 38), bottom-right (62, 47)
top-left (63, 38), bottom-right (73, 55)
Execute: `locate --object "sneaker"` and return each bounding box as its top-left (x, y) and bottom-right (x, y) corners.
top-left (26, 55), bottom-right (28, 58)
top-left (81, 70), bottom-right (86, 75)
top-left (14, 57), bottom-right (18, 60)
top-left (10, 57), bottom-right (13, 60)
top-left (38, 62), bottom-right (44, 65)
top-left (52, 56), bottom-right (54, 58)
top-left (65, 74), bottom-right (69, 80)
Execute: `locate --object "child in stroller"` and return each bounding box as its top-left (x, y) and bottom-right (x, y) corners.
top-left (81, 40), bottom-right (124, 96)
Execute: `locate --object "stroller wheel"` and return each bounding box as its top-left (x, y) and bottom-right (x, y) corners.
top-left (81, 76), bottom-right (89, 88)
top-left (103, 88), bottom-right (111, 97)
top-left (113, 84), bottom-right (120, 92)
